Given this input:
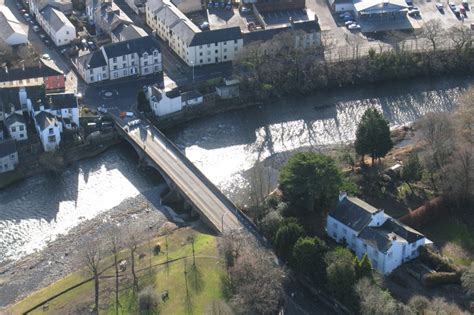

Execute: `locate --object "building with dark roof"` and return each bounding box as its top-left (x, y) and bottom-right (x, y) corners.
top-left (0, 138), bottom-right (18, 173)
top-left (0, 59), bottom-right (64, 92)
top-left (4, 113), bottom-right (27, 141)
top-left (111, 23), bottom-right (147, 43)
top-left (77, 36), bottom-right (162, 83)
top-left (34, 111), bottom-right (62, 151)
top-left (327, 193), bottom-right (431, 274)
top-left (0, 5), bottom-right (28, 46)
top-left (146, 0), bottom-right (243, 66)
top-left (37, 5), bottom-right (76, 46)
top-left (44, 92), bottom-right (79, 128)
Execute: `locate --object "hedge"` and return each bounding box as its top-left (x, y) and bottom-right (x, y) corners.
top-left (422, 272), bottom-right (461, 287)
top-left (418, 246), bottom-right (459, 273)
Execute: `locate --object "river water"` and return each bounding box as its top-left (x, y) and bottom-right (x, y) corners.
top-left (0, 76), bottom-right (472, 264)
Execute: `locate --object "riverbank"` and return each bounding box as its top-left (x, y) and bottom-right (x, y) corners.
top-left (0, 190), bottom-right (170, 309)
top-left (0, 132), bottom-right (121, 190)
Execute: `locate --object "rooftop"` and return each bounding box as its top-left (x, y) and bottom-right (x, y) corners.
top-left (40, 5), bottom-right (74, 32)
top-left (329, 196), bottom-right (380, 232)
top-left (77, 50), bottom-right (108, 69)
top-left (0, 59), bottom-right (63, 83)
top-left (181, 89), bottom-right (202, 102)
top-left (45, 93), bottom-right (78, 110)
top-left (35, 111), bottom-right (57, 130)
top-left (5, 113), bottom-right (25, 126)
top-left (102, 36), bottom-right (161, 58)
top-left (0, 138), bottom-right (17, 157)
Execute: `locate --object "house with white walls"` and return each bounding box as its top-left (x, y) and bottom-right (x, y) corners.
top-left (0, 139), bottom-right (18, 173)
top-left (37, 5), bottom-right (76, 46)
top-left (0, 5), bottom-right (28, 46)
top-left (327, 193), bottom-right (431, 274)
top-left (33, 111), bottom-right (62, 151)
top-left (44, 92), bottom-right (79, 129)
top-left (147, 85), bottom-right (182, 116)
top-left (4, 113), bottom-right (27, 141)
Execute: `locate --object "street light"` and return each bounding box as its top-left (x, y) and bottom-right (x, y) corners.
top-left (190, 60), bottom-right (195, 84)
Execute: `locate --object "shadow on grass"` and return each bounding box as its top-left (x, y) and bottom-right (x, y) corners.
top-left (185, 294), bottom-right (193, 315)
top-left (187, 265), bottom-right (204, 293)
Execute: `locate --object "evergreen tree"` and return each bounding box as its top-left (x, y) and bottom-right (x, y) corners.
top-left (279, 152), bottom-right (343, 214)
top-left (291, 236), bottom-right (328, 284)
top-left (274, 221), bottom-right (305, 261)
top-left (137, 90), bottom-right (149, 113)
top-left (355, 108), bottom-right (393, 165)
top-left (355, 253), bottom-right (373, 280)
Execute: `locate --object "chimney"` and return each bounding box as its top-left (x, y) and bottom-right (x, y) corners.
top-left (21, 62), bottom-right (25, 71)
top-left (339, 191), bottom-right (347, 202)
top-left (4, 66), bottom-right (8, 74)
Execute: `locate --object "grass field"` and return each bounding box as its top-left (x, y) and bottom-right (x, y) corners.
top-left (421, 217), bottom-right (474, 266)
top-left (8, 228), bottom-right (227, 315)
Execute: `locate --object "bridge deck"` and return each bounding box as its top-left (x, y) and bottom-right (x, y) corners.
top-left (115, 117), bottom-right (242, 233)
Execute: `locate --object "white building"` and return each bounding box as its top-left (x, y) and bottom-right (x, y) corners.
top-left (28, 0), bottom-right (73, 16)
top-left (111, 23), bottom-right (148, 43)
top-left (327, 193), bottom-right (431, 275)
top-left (125, 0), bottom-right (146, 14)
top-left (4, 113), bottom-right (27, 141)
top-left (34, 111), bottom-right (62, 151)
top-left (146, 0), bottom-right (243, 66)
top-left (0, 5), bottom-right (28, 46)
top-left (0, 139), bottom-right (18, 173)
top-left (77, 36), bottom-right (162, 84)
top-left (328, 0), bottom-right (354, 12)
top-left (181, 90), bottom-right (202, 107)
top-left (148, 85), bottom-right (182, 116)
top-left (354, 0), bottom-right (409, 20)
top-left (44, 93), bottom-right (79, 129)
top-left (93, 0), bottom-right (133, 35)
top-left (37, 5), bottom-right (76, 46)
top-left (216, 77), bottom-right (239, 99)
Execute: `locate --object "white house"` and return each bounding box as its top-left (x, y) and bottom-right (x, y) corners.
top-left (327, 193), bottom-right (431, 275)
top-left (34, 111), bottom-right (62, 151)
top-left (354, 0), bottom-right (409, 21)
top-left (0, 5), bottom-right (28, 46)
top-left (0, 139), bottom-right (18, 173)
top-left (77, 36), bottom-right (162, 83)
top-left (4, 113), bottom-right (27, 141)
top-left (44, 92), bottom-right (79, 128)
top-left (216, 77), bottom-right (239, 99)
top-left (146, 0), bottom-right (243, 66)
top-left (93, 0), bottom-right (133, 35)
top-left (38, 5), bottom-right (76, 46)
top-left (147, 85), bottom-right (182, 116)
top-left (28, 0), bottom-right (73, 16)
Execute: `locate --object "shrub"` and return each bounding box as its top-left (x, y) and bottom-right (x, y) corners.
top-left (418, 246), bottom-right (459, 273)
top-left (422, 272), bottom-right (461, 287)
top-left (138, 286), bottom-right (160, 311)
top-left (399, 197), bottom-right (445, 227)
top-left (153, 244), bottom-right (161, 255)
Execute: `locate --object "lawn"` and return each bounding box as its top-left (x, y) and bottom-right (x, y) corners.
top-left (420, 216), bottom-right (474, 266)
top-left (8, 228), bottom-right (227, 315)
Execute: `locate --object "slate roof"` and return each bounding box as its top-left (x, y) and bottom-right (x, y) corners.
top-left (243, 20), bottom-right (320, 44)
top-left (379, 218), bottom-right (425, 243)
top-left (0, 59), bottom-right (63, 83)
top-left (35, 111), bottom-right (56, 130)
top-left (0, 88), bottom-right (22, 114)
top-left (25, 86), bottom-right (47, 111)
top-left (102, 36), bottom-right (160, 59)
top-left (5, 113), bottom-right (25, 126)
top-left (112, 23), bottom-right (147, 41)
top-left (181, 90), bottom-right (202, 102)
top-left (329, 196), bottom-right (380, 233)
top-left (78, 50), bottom-right (108, 69)
top-left (0, 138), bottom-right (17, 157)
top-left (0, 9), bottom-right (27, 42)
top-left (45, 92), bottom-right (78, 109)
top-left (358, 227), bottom-right (394, 253)
top-left (189, 27), bottom-right (242, 46)
top-left (40, 5), bottom-right (73, 33)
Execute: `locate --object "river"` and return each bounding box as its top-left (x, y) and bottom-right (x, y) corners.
top-left (0, 76), bottom-right (472, 264)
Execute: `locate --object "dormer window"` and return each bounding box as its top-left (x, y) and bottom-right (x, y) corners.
top-left (143, 52), bottom-right (148, 58)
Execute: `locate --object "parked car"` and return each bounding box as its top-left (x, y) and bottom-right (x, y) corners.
top-left (213, 2), bottom-right (219, 8)
top-left (33, 25), bottom-right (40, 32)
top-left (23, 13), bottom-right (29, 19)
top-left (453, 7), bottom-right (461, 17)
top-left (348, 23), bottom-right (361, 30)
top-left (408, 9), bottom-right (420, 16)
top-left (200, 21), bottom-right (209, 30)
top-left (240, 6), bottom-right (251, 13)
top-left (449, 2), bottom-right (456, 10)
top-left (435, 2), bottom-right (444, 10)
top-left (208, 1), bottom-right (213, 8)
top-left (44, 39), bottom-right (51, 46)
top-left (460, 6), bottom-right (466, 14)
top-left (344, 20), bottom-right (354, 26)
top-left (462, 0), bottom-right (469, 8)
top-left (16, 2), bottom-right (22, 8)
top-left (39, 33), bottom-right (46, 39)
top-left (41, 53), bottom-right (51, 60)
top-left (226, 2), bottom-right (232, 10)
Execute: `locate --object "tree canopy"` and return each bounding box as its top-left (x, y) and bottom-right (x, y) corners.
top-left (273, 221), bottom-right (305, 261)
top-left (325, 247), bottom-right (358, 308)
top-left (401, 153), bottom-right (423, 193)
top-left (137, 90), bottom-right (150, 113)
top-left (291, 236), bottom-right (328, 284)
top-left (279, 152), bottom-right (343, 213)
top-left (355, 108), bottom-right (393, 164)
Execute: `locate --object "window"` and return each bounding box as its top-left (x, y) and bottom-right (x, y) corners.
top-left (90, 76), bottom-right (94, 82)
top-left (153, 51), bottom-right (158, 56)
top-left (199, 59), bottom-right (203, 63)
top-left (144, 68), bottom-right (148, 73)
top-left (113, 65), bottom-right (118, 70)
top-left (123, 56), bottom-right (126, 61)
top-left (10, 154), bottom-right (15, 160)
top-left (154, 59), bottom-right (158, 64)
top-left (234, 47), bottom-right (238, 51)
top-left (154, 65), bottom-right (159, 71)
top-left (123, 70), bottom-right (127, 75)
top-left (90, 69), bottom-right (93, 74)
top-left (223, 48), bottom-right (227, 52)
top-left (102, 66), bottom-right (106, 71)
top-left (48, 135), bottom-right (56, 143)
top-left (131, 61), bottom-right (135, 66)
top-left (19, 126), bottom-right (24, 131)
top-left (123, 64), bottom-right (126, 68)
top-left (215, 50), bottom-right (218, 53)
top-left (49, 128), bottom-right (54, 135)
top-left (199, 52), bottom-right (203, 56)
top-left (207, 58), bottom-right (210, 62)
top-left (144, 61), bottom-right (148, 66)
top-left (223, 55), bottom-right (227, 60)
top-left (234, 40), bottom-right (237, 43)
top-left (215, 42), bottom-right (218, 46)
top-left (113, 57), bottom-right (117, 63)
top-left (223, 41), bottom-right (227, 45)
top-left (333, 222), bottom-right (338, 229)
top-left (207, 44), bottom-right (210, 48)
top-left (11, 127), bottom-right (16, 132)
top-left (20, 133), bottom-right (24, 138)
top-left (143, 53), bottom-right (148, 58)
top-left (114, 73), bottom-right (118, 78)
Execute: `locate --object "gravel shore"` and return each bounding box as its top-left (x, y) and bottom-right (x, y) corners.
top-left (0, 192), bottom-right (170, 309)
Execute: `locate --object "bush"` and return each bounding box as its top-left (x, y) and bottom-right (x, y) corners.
top-left (153, 244), bottom-right (161, 255)
top-left (418, 246), bottom-right (459, 273)
top-left (138, 286), bottom-right (160, 311)
top-left (399, 197), bottom-right (446, 227)
top-left (422, 272), bottom-right (461, 287)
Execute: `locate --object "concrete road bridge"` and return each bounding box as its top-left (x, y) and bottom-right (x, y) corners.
top-left (111, 114), bottom-right (258, 235)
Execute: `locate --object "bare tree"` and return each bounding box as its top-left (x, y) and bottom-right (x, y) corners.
top-left (82, 239), bottom-right (103, 314)
top-left (448, 25), bottom-right (472, 52)
top-left (107, 228), bottom-right (122, 315)
top-left (126, 229), bottom-right (140, 292)
top-left (461, 262), bottom-right (474, 297)
top-left (420, 19), bottom-right (444, 51)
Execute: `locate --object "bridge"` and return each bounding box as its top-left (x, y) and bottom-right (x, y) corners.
top-left (111, 114), bottom-right (256, 234)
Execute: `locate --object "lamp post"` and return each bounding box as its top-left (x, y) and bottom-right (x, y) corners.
top-left (221, 213), bottom-right (226, 232)
top-left (190, 60), bottom-right (195, 84)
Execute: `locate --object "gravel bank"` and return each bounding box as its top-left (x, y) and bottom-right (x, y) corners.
top-left (0, 192), bottom-right (170, 309)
